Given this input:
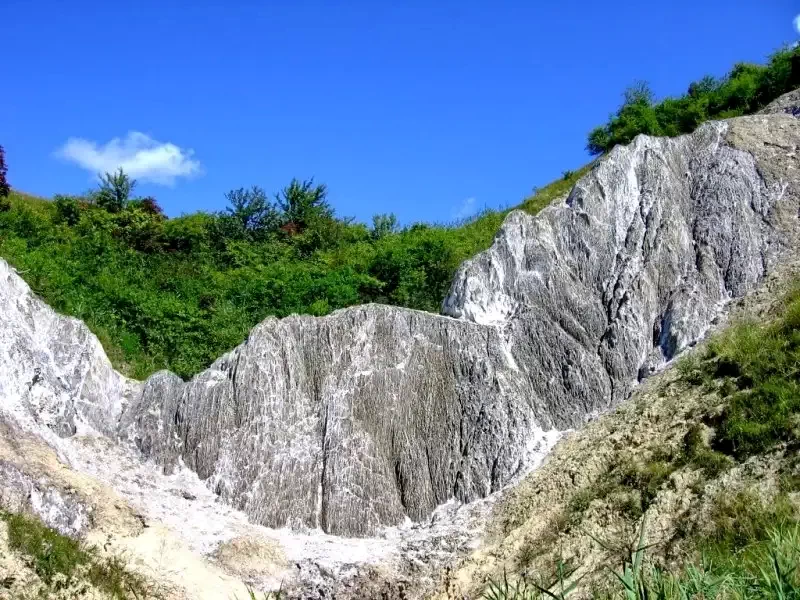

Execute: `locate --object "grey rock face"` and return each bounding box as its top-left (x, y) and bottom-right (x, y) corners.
top-left (1, 104), bottom-right (799, 539)
top-left (0, 459), bottom-right (92, 537)
top-left (0, 259), bottom-right (139, 440)
top-left (444, 117), bottom-right (800, 424)
top-left (121, 115), bottom-right (800, 536)
top-left (119, 306), bottom-right (550, 536)
top-left (760, 88), bottom-right (800, 117)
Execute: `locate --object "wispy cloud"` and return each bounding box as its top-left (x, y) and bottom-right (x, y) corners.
top-left (795, 14), bottom-right (800, 35)
top-left (452, 196), bottom-right (477, 220)
top-left (57, 131), bottom-right (202, 185)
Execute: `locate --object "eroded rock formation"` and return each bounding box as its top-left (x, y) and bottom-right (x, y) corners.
top-left (1, 108), bottom-right (799, 541)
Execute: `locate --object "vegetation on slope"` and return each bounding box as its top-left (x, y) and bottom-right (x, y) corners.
top-left (482, 284), bottom-right (800, 599)
top-left (586, 44), bottom-right (800, 154)
top-left (0, 168), bottom-right (585, 379)
top-left (0, 46), bottom-right (797, 381)
top-left (0, 510), bottom-right (154, 599)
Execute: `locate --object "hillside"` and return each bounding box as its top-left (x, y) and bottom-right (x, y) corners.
top-left (0, 46), bottom-right (800, 600)
top-left (436, 257), bottom-right (800, 599)
top-left (0, 45), bottom-right (797, 382)
top-left (0, 172), bottom-right (583, 380)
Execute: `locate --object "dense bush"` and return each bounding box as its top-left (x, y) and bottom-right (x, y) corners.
top-left (587, 45), bottom-right (800, 155)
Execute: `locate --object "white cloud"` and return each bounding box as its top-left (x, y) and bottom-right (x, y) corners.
top-left (795, 14), bottom-right (800, 35)
top-left (453, 196), bottom-right (477, 220)
top-left (57, 131), bottom-right (202, 185)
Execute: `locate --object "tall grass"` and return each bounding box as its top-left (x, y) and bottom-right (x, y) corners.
top-left (483, 520), bottom-right (800, 600)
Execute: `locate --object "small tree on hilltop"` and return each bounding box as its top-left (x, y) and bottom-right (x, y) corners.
top-left (371, 213), bottom-right (398, 240)
top-left (223, 186), bottom-right (280, 239)
top-left (277, 178), bottom-right (333, 234)
top-left (96, 167), bottom-right (135, 213)
top-left (0, 144), bottom-right (10, 199)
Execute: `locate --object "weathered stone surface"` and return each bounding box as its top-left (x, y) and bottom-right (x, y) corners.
top-left (1, 102), bottom-right (799, 540)
top-left (0, 259), bottom-right (139, 441)
top-left (444, 117), bottom-right (800, 422)
top-left (119, 306), bottom-right (555, 537)
top-left (760, 87), bottom-right (800, 117)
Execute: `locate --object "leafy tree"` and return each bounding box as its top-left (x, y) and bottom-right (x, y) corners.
top-left (116, 203), bottom-right (167, 253)
top-left (276, 178), bottom-right (332, 233)
top-left (96, 168), bottom-right (135, 213)
top-left (0, 145), bottom-right (9, 199)
top-left (134, 196), bottom-right (164, 217)
top-left (371, 213), bottom-right (398, 239)
top-left (688, 75), bottom-right (718, 98)
top-left (586, 126), bottom-right (612, 155)
top-left (223, 186), bottom-right (279, 240)
top-left (623, 80), bottom-right (655, 106)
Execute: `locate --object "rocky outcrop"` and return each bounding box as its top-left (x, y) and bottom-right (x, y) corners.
top-left (444, 116), bottom-right (800, 423)
top-left (1, 106), bottom-right (799, 541)
top-left (760, 88), bottom-right (800, 116)
top-left (119, 307), bottom-right (557, 537)
top-left (0, 258), bottom-right (139, 440)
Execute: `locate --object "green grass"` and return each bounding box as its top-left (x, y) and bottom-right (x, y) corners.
top-left (1, 510), bottom-right (153, 598)
top-left (491, 282), bottom-right (800, 599)
top-left (677, 286), bottom-right (800, 460)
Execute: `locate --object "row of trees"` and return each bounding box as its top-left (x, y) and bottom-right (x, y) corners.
top-left (0, 168), bottom-right (502, 377)
top-left (50, 166), bottom-right (405, 258)
top-left (586, 45), bottom-right (800, 154)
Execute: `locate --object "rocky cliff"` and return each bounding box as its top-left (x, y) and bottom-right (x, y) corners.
top-left (1, 107), bottom-right (799, 544)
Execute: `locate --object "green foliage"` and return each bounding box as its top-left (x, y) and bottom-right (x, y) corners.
top-left (677, 287), bottom-right (800, 460)
top-left (484, 509), bottom-right (800, 600)
top-left (371, 213), bottom-right (398, 240)
top-left (519, 166), bottom-right (590, 215)
top-left (276, 178), bottom-right (332, 233)
top-left (701, 490), bottom-right (796, 560)
top-left (0, 171), bottom-right (565, 379)
top-left (680, 425), bottom-right (732, 479)
top-left (240, 585), bottom-right (284, 599)
top-left (223, 186), bottom-right (280, 240)
top-left (96, 168), bottom-right (135, 213)
top-left (587, 45), bottom-right (800, 155)
top-left (53, 194), bottom-right (82, 226)
top-left (1, 510), bottom-right (151, 598)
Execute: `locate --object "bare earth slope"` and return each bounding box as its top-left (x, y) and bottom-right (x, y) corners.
top-left (434, 256), bottom-right (800, 599)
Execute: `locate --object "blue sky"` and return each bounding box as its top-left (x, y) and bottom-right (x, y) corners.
top-left (2, 1), bottom-right (797, 225)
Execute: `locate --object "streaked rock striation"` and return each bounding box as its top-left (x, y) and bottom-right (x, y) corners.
top-left (1, 105), bottom-right (799, 541)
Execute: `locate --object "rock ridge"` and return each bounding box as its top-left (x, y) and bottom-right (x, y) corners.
top-left (1, 107), bottom-right (799, 538)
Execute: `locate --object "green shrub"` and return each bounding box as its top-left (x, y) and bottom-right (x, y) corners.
top-left (54, 194), bottom-right (82, 226)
